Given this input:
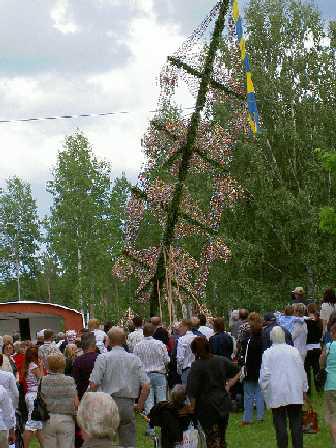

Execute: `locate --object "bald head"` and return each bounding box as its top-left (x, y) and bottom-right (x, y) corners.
top-left (107, 327), bottom-right (126, 347)
top-left (151, 316), bottom-right (161, 328)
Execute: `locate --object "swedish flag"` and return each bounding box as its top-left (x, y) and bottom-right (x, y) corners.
top-left (232, 0), bottom-right (260, 134)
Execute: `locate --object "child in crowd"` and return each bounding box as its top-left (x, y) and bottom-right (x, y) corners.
top-left (149, 385), bottom-right (193, 448)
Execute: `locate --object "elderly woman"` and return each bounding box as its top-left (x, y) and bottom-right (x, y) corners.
top-left (260, 326), bottom-right (308, 448)
top-left (40, 354), bottom-right (78, 448)
top-left (77, 392), bottom-right (120, 448)
top-left (320, 322), bottom-right (336, 446)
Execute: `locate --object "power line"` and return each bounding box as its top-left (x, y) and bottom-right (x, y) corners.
top-left (0, 106), bottom-right (196, 125)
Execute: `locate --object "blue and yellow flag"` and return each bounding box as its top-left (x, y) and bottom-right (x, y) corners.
top-left (232, 0), bottom-right (260, 134)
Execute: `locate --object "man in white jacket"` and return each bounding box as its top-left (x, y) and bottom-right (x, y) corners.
top-left (260, 326), bottom-right (308, 448)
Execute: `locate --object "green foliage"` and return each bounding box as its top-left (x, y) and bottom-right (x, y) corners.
top-left (320, 207), bottom-right (336, 235)
top-left (0, 177), bottom-right (40, 299)
top-left (316, 148), bottom-right (336, 172)
top-left (317, 147), bottom-right (336, 236)
top-left (46, 131), bottom-right (131, 316)
top-left (206, 0), bottom-right (336, 309)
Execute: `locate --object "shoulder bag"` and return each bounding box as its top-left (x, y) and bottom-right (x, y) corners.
top-left (31, 377), bottom-right (50, 421)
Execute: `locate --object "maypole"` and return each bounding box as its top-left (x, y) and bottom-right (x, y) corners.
top-left (113, 0), bottom-right (260, 317)
top-left (149, 0), bottom-right (230, 314)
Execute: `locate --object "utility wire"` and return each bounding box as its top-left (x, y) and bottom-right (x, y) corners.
top-left (0, 106), bottom-right (196, 125)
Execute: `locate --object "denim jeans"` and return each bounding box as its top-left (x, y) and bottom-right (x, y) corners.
top-left (145, 372), bottom-right (167, 415)
top-left (243, 381), bottom-right (265, 423)
top-left (181, 368), bottom-right (191, 386)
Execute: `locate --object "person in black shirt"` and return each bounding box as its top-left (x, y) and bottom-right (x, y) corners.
top-left (187, 337), bottom-right (238, 448)
top-left (240, 313), bottom-right (265, 425)
top-left (209, 318), bottom-right (233, 359)
top-left (305, 303), bottom-right (323, 394)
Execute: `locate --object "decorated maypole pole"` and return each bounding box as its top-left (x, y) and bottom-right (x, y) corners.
top-left (149, 0), bottom-right (230, 314)
top-left (113, 0), bottom-right (260, 318)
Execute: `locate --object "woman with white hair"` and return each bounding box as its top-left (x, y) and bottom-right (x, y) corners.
top-left (77, 392), bottom-right (120, 448)
top-left (260, 326), bottom-right (308, 448)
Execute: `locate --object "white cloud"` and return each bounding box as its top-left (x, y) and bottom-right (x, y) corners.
top-left (0, 0), bottom-right (333, 216)
top-left (0, 0), bottom-right (194, 215)
top-left (51, 0), bottom-right (78, 35)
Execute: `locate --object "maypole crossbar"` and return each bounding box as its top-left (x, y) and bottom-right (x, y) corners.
top-left (150, 0), bottom-right (230, 314)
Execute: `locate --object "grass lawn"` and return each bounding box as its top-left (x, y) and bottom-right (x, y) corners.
top-left (30, 393), bottom-right (331, 447)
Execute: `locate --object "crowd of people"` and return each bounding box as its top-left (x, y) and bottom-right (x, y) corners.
top-left (0, 286), bottom-right (335, 447)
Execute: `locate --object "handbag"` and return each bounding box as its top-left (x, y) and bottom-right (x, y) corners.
top-left (31, 378), bottom-right (50, 422)
top-left (175, 425), bottom-right (199, 448)
top-left (315, 342), bottom-right (333, 390)
top-left (239, 339), bottom-right (250, 383)
top-left (302, 408), bottom-right (319, 434)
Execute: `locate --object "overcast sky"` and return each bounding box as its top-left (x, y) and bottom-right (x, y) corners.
top-left (0, 0), bottom-right (335, 216)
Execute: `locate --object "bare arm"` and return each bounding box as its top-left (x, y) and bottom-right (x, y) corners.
top-left (320, 347), bottom-right (327, 369)
top-left (32, 366), bottom-right (43, 379)
top-left (225, 372), bottom-right (240, 392)
top-left (135, 383), bottom-right (150, 412)
top-left (74, 394), bottom-right (79, 409)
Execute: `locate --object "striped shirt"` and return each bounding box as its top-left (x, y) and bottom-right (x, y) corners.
top-left (133, 337), bottom-right (170, 374)
top-left (127, 328), bottom-right (144, 353)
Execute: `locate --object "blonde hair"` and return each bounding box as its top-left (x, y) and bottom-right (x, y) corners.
top-left (2, 335), bottom-right (13, 346)
top-left (65, 343), bottom-right (77, 360)
top-left (88, 319), bottom-right (100, 331)
top-left (47, 354), bottom-right (66, 373)
top-left (294, 303), bottom-right (306, 317)
top-left (77, 392), bottom-right (120, 439)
